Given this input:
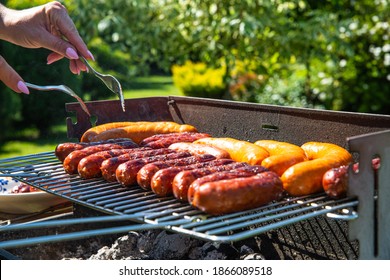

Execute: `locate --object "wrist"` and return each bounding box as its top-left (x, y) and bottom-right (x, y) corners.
top-left (0, 4), bottom-right (10, 40)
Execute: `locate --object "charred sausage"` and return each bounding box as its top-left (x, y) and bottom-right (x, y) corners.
top-left (187, 165), bottom-right (269, 203)
top-left (77, 147), bottom-right (150, 179)
top-left (322, 165), bottom-right (349, 198)
top-left (115, 152), bottom-right (192, 186)
top-left (137, 154), bottom-right (217, 191)
top-left (148, 159), bottom-right (234, 196)
top-left (62, 141), bottom-right (139, 174)
top-left (142, 133), bottom-right (211, 149)
top-left (172, 161), bottom-right (250, 201)
top-left (168, 142), bottom-right (230, 159)
top-left (190, 171), bottom-right (284, 215)
top-left (55, 138), bottom-right (137, 162)
top-left (100, 148), bottom-right (175, 182)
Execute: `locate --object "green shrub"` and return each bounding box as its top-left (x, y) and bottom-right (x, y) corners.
top-left (172, 61), bottom-right (226, 98)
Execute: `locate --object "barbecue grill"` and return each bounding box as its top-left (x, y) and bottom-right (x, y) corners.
top-left (0, 96), bottom-right (389, 260)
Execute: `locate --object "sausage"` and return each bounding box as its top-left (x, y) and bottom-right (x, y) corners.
top-left (281, 142), bottom-right (352, 196)
top-left (148, 159), bottom-right (234, 196)
top-left (142, 133), bottom-right (211, 149)
top-left (187, 165), bottom-right (269, 203)
top-left (172, 161), bottom-right (250, 201)
top-left (80, 122), bottom-right (151, 142)
top-left (55, 138), bottom-right (137, 162)
top-left (137, 154), bottom-right (217, 191)
top-left (322, 157), bottom-right (380, 199)
top-left (88, 121), bottom-right (198, 144)
top-left (194, 137), bottom-right (269, 165)
top-left (168, 142), bottom-right (230, 159)
top-left (139, 132), bottom-right (199, 146)
top-left (62, 141), bottom-right (138, 174)
top-left (100, 148), bottom-right (175, 182)
top-left (190, 172), bottom-right (284, 215)
top-left (77, 147), bottom-right (150, 179)
top-left (322, 165), bottom-right (349, 198)
top-left (254, 140), bottom-right (307, 176)
top-left (115, 152), bottom-right (192, 186)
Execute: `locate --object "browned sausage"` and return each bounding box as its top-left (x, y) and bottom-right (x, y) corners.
top-left (115, 152), bottom-right (192, 186)
top-left (142, 132), bottom-right (211, 149)
top-left (172, 161), bottom-right (250, 201)
top-left (187, 166), bottom-right (269, 203)
top-left (149, 159), bottom-right (234, 196)
top-left (168, 142), bottom-right (230, 159)
top-left (77, 147), bottom-right (150, 179)
top-left (62, 141), bottom-right (139, 174)
top-left (137, 154), bottom-right (217, 191)
top-left (190, 171), bottom-right (284, 215)
top-left (100, 148), bottom-right (175, 182)
top-left (322, 165), bottom-right (349, 198)
top-left (55, 138), bottom-right (137, 162)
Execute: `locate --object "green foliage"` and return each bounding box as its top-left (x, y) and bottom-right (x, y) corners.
top-left (172, 61), bottom-right (226, 98)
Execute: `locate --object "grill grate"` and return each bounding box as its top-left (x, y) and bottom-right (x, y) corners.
top-left (0, 152), bottom-right (358, 244)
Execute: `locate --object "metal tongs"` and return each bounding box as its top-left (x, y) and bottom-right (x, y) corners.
top-left (79, 56), bottom-right (125, 112)
top-left (25, 82), bottom-right (91, 117)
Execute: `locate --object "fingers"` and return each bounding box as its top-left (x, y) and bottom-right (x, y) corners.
top-left (43, 2), bottom-right (94, 60)
top-left (0, 55), bottom-right (29, 94)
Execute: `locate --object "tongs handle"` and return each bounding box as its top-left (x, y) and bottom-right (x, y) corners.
top-left (25, 82), bottom-right (91, 116)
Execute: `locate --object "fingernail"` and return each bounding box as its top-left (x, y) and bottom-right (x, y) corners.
top-left (17, 81), bottom-right (29, 94)
top-left (87, 50), bottom-right (95, 61)
top-left (66, 48), bottom-right (79, 59)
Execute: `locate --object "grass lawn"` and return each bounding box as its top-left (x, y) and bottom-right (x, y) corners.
top-left (0, 75), bottom-right (182, 159)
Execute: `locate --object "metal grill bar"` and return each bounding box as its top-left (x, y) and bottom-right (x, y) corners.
top-left (0, 152), bottom-right (358, 244)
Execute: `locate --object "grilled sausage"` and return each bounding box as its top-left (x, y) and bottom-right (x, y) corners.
top-left (322, 165), bottom-right (349, 198)
top-left (281, 142), bottom-right (352, 196)
top-left (100, 148), bottom-right (175, 182)
top-left (80, 122), bottom-right (150, 142)
top-left (142, 133), bottom-right (211, 149)
top-left (187, 165), bottom-right (269, 203)
top-left (55, 138), bottom-right (137, 162)
top-left (322, 157), bottom-right (380, 199)
top-left (88, 122), bottom-right (198, 144)
top-left (137, 154), bottom-right (217, 191)
top-left (115, 152), bottom-right (192, 186)
top-left (148, 158), bottom-right (234, 196)
top-left (168, 142), bottom-right (230, 159)
top-left (172, 161), bottom-right (250, 201)
top-left (139, 132), bottom-right (199, 146)
top-left (189, 171), bottom-right (284, 215)
top-left (77, 147), bottom-right (150, 179)
top-left (194, 137), bottom-right (269, 165)
top-left (254, 140), bottom-right (307, 176)
top-left (62, 142), bottom-right (139, 174)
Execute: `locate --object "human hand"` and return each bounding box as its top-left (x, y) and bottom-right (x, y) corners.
top-left (0, 1), bottom-right (94, 94)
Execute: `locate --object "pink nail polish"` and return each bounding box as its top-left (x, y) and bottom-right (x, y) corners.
top-left (87, 50), bottom-right (95, 61)
top-left (66, 48), bottom-right (79, 59)
top-left (17, 81), bottom-right (29, 94)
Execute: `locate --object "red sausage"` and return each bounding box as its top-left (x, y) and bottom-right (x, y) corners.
top-left (187, 165), bottom-right (269, 203)
top-left (172, 162), bottom-right (251, 201)
top-left (77, 147), bottom-right (150, 179)
top-left (137, 154), bottom-right (217, 191)
top-left (115, 152), bottom-right (192, 186)
top-left (148, 159), bottom-right (234, 196)
top-left (100, 148), bottom-right (175, 182)
top-left (55, 138), bottom-right (137, 162)
top-left (62, 142), bottom-right (139, 174)
top-left (142, 133), bottom-right (211, 149)
top-left (190, 171), bottom-right (284, 215)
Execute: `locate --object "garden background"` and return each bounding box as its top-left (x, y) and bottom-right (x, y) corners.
top-left (0, 0), bottom-right (389, 158)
